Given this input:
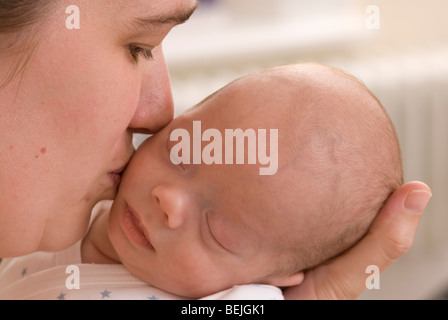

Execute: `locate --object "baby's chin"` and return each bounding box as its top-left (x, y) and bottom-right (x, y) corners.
top-left (166, 283), bottom-right (226, 299)
top-left (151, 277), bottom-right (236, 299)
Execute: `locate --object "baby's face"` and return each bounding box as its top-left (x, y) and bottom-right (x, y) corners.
top-left (108, 84), bottom-right (305, 297)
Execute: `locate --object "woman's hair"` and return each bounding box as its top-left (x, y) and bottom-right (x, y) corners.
top-left (0, 0), bottom-right (58, 87)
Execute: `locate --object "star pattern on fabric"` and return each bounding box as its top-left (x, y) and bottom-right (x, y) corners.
top-left (21, 268), bottom-right (27, 277)
top-left (57, 293), bottom-right (66, 300)
top-left (100, 289), bottom-right (111, 299)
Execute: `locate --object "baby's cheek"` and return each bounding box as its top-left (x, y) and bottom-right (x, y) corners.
top-left (165, 251), bottom-right (222, 295)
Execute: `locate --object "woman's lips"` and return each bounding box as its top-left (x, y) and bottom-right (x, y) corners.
top-left (109, 152), bottom-right (134, 186)
top-left (121, 204), bottom-right (154, 251)
top-left (108, 172), bottom-right (122, 186)
top-left (109, 162), bottom-right (129, 186)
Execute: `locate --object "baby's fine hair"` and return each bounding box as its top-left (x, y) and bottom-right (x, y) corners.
top-left (265, 63), bottom-right (403, 276)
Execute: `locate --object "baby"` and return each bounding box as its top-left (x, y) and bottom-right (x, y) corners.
top-left (0, 63), bottom-right (402, 300)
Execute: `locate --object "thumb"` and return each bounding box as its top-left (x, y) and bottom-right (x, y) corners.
top-left (284, 181), bottom-right (432, 300)
top-left (367, 181), bottom-right (432, 263)
top-left (328, 181), bottom-right (431, 299)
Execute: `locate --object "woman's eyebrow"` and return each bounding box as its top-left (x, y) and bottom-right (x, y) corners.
top-left (132, 2), bottom-right (198, 28)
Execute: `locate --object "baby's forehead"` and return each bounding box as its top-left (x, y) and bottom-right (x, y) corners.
top-left (188, 73), bottom-right (303, 124)
top-left (175, 64), bottom-right (382, 164)
top-left (190, 64), bottom-right (357, 121)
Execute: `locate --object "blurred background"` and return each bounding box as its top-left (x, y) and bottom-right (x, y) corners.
top-left (157, 0), bottom-right (447, 299)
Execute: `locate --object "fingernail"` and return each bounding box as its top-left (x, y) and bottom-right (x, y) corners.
top-left (405, 190), bottom-right (432, 215)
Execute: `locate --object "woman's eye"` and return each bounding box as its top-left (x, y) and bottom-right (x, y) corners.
top-left (129, 45), bottom-right (154, 62)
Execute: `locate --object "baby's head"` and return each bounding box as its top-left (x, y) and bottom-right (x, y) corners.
top-left (108, 63), bottom-right (403, 298)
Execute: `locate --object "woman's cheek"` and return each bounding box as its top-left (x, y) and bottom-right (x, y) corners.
top-left (94, 67), bottom-right (142, 132)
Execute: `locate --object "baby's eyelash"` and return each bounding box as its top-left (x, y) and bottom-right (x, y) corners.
top-left (129, 45), bottom-right (154, 62)
top-left (206, 212), bottom-right (229, 252)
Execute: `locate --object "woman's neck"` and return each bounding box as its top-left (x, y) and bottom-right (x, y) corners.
top-left (81, 201), bottom-right (121, 264)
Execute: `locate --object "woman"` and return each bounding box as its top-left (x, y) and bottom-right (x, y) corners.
top-left (0, 0), bottom-right (431, 299)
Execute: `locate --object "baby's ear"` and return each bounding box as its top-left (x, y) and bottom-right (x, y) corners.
top-left (266, 272), bottom-right (304, 287)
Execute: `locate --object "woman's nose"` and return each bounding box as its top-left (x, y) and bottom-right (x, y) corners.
top-left (151, 184), bottom-right (192, 230)
top-left (128, 46), bottom-right (174, 134)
